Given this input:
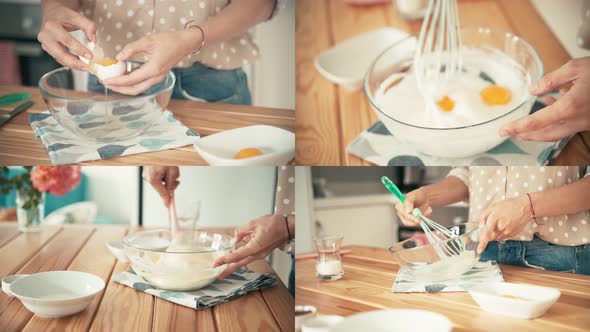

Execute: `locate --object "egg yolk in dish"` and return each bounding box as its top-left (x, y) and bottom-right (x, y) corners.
top-left (234, 148), bottom-right (263, 159)
top-left (93, 58), bottom-right (119, 66)
top-left (436, 96), bottom-right (455, 112)
top-left (480, 85), bottom-right (512, 106)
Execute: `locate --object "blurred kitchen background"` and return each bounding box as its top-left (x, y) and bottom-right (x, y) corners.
top-left (0, 0), bottom-right (295, 109)
top-left (0, 166), bottom-right (292, 284)
top-left (296, 167), bottom-right (469, 254)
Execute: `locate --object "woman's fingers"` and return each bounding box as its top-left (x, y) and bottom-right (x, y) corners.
top-left (530, 60), bottom-right (578, 95)
top-left (116, 37), bottom-right (152, 61)
top-left (478, 216), bottom-right (498, 254)
top-left (143, 169), bottom-right (171, 207)
top-left (105, 74), bottom-right (165, 95)
top-left (40, 38), bottom-right (88, 71)
top-left (66, 12), bottom-right (96, 42)
top-left (103, 63), bottom-right (161, 87)
top-left (517, 121), bottom-right (583, 142)
top-left (218, 256), bottom-right (257, 279)
top-left (499, 98), bottom-right (570, 137)
top-left (212, 243), bottom-right (259, 268)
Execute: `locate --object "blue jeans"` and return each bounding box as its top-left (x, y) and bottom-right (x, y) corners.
top-left (480, 236), bottom-right (590, 275)
top-left (88, 62), bottom-right (252, 105)
top-left (289, 254), bottom-right (294, 297)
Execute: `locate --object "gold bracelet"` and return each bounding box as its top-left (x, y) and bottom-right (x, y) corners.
top-left (184, 20), bottom-right (205, 54)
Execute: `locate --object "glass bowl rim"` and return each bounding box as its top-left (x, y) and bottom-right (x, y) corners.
top-left (38, 61), bottom-right (176, 101)
top-left (364, 25), bottom-right (544, 131)
top-left (122, 228), bottom-right (234, 254)
top-left (388, 222), bottom-right (481, 256)
top-left (312, 234), bottom-right (344, 242)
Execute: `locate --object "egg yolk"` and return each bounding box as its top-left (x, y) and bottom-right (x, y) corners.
top-left (436, 96), bottom-right (455, 112)
top-left (234, 148), bottom-right (263, 159)
top-left (480, 85), bottom-right (512, 106)
top-left (94, 58), bottom-right (118, 66)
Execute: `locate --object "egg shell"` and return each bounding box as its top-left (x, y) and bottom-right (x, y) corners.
top-left (79, 42), bottom-right (94, 65)
top-left (93, 61), bottom-right (126, 80)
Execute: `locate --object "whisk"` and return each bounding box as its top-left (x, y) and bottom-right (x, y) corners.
top-left (413, 0), bottom-right (463, 94)
top-left (381, 176), bottom-right (464, 258)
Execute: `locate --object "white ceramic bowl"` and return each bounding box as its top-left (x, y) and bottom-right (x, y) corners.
top-left (295, 305), bottom-right (318, 331)
top-left (193, 125), bottom-right (295, 166)
top-left (3, 271), bottom-right (105, 318)
top-left (469, 282), bottom-right (561, 319)
top-left (331, 309), bottom-right (452, 332)
top-left (302, 315), bottom-right (344, 332)
top-left (365, 27), bottom-right (543, 158)
top-left (315, 28), bottom-right (409, 91)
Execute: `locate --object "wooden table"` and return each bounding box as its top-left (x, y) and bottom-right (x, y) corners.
top-left (296, 245), bottom-right (590, 331)
top-left (295, 0), bottom-right (590, 166)
top-left (0, 86), bottom-right (294, 165)
top-left (0, 224), bottom-right (294, 332)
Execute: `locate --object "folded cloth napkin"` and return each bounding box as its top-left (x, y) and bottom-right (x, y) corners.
top-left (348, 100), bottom-right (571, 166)
top-left (113, 269), bottom-right (276, 310)
top-left (392, 260), bottom-right (504, 293)
top-left (29, 110), bottom-right (200, 165)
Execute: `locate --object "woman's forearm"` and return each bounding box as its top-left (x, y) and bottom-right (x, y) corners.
top-left (42, 0), bottom-right (80, 13)
top-left (422, 176), bottom-right (469, 208)
top-left (530, 176), bottom-right (590, 217)
top-left (202, 0), bottom-right (276, 46)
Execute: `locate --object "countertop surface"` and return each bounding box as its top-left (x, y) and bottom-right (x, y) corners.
top-left (0, 86), bottom-right (295, 165)
top-left (295, 0), bottom-right (590, 166)
top-left (0, 224), bottom-right (294, 332)
top-left (296, 245), bottom-right (590, 331)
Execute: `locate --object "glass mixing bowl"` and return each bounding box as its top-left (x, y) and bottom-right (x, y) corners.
top-left (39, 63), bottom-right (174, 142)
top-left (365, 27), bottom-right (543, 158)
top-left (122, 229), bottom-right (234, 291)
top-left (389, 223), bottom-right (482, 282)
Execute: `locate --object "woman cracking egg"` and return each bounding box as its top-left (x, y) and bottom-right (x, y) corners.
top-left (37, 0), bottom-right (284, 103)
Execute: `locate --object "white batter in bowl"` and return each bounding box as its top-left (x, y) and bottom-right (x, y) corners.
top-left (123, 229), bottom-right (234, 291)
top-left (365, 27), bottom-right (543, 158)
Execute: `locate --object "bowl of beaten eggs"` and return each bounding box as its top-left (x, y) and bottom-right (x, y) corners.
top-left (364, 26), bottom-right (543, 158)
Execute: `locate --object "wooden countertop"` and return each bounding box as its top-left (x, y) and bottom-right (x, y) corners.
top-left (295, 0), bottom-right (590, 166)
top-left (296, 245), bottom-right (590, 331)
top-left (0, 86), bottom-right (295, 165)
top-left (0, 224), bottom-right (294, 332)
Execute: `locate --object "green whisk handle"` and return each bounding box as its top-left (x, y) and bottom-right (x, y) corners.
top-left (381, 176), bottom-right (405, 203)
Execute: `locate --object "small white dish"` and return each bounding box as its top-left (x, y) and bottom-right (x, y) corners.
top-left (3, 271), bottom-right (105, 318)
top-left (314, 28), bottom-right (409, 91)
top-left (469, 282), bottom-right (561, 319)
top-left (302, 315), bottom-right (344, 332)
top-left (331, 309), bottom-right (452, 332)
top-left (295, 305), bottom-right (317, 331)
top-left (106, 240), bottom-right (129, 262)
top-left (193, 125), bottom-right (295, 166)
top-left (2, 274), bottom-right (30, 297)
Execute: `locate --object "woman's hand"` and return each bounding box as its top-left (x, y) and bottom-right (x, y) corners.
top-left (142, 166), bottom-right (180, 207)
top-left (477, 195), bottom-right (533, 254)
top-left (213, 214), bottom-right (294, 279)
top-left (37, 2), bottom-right (96, 71)
top-left (102, 30), bottom-right (203, 95)
top-left (394, 188), bottom-right (432, 227)
top-left (500, 57), bottom-right (590, 141)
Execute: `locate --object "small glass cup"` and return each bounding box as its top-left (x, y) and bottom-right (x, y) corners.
top-left (313, 235), bottom-right (344, 281)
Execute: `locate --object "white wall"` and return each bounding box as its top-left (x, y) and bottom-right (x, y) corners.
top-left (249, 0), bottom-right (295, 109)
top-left (295, 166), bottom-right (314, 254)
top-left (82, 166), bottom-right (139, 225)
top-left (141, 166), bottom-right (276, 228)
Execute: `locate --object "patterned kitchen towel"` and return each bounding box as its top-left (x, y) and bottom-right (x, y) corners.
top-left (29, 110), bottom-right (200, 165)
top-left (113, 268), bottom-right (276, 310)
top-left (348, 100), bottom-right (572, 166)
top-left (392, 260), bottom-right (504, 293)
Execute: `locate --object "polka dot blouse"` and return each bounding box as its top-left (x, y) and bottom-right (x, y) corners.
top-left (448, 166), bottom-right (590, 246)
top-left (274, 166), bottom-right (294, 217)
top-left (79, 0), bottom-right (285, 69)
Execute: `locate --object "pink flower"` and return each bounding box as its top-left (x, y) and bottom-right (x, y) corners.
top-left (30, 166), bottom-right (81, 196)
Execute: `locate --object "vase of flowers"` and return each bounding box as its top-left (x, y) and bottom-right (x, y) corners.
top-left (0, 166), bottom-right (81, 232)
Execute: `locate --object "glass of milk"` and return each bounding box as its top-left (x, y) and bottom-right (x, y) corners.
top-left (313, 235), bottom-right (344, 281)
